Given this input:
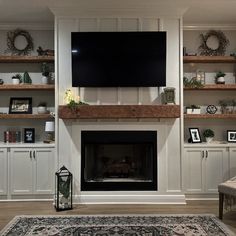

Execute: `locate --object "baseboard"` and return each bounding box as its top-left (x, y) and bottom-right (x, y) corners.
top-left (74, 194), bottom-right (186, 204)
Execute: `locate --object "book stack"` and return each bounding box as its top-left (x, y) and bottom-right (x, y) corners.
top-left (4, 131), bottom-right (21, 143)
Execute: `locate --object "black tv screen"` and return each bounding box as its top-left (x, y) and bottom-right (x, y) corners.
top-left (71, 31), bottom-right (166, 87)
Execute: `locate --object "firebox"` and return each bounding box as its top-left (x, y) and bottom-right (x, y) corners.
top-left (81, 131), bottom-right (157, 191)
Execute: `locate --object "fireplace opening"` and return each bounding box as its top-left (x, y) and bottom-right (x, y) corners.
top-left (81, 131), bottom-right (157, 191)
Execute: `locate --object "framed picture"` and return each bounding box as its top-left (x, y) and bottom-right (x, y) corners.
top-left (227, 130), bottom-right (236, 143)
top-left (9, 97), bottom-right (32, 114)
top-left (24, 128), bottom-right (35, 143)
top-left (189, 128), bottom-right (202, 143)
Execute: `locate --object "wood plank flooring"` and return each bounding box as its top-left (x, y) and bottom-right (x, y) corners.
top-left (0, 200), bottom-right (236, 234)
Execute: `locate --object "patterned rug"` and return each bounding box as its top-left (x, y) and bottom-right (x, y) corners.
top-left (0, 214), bottom-right (234, 236)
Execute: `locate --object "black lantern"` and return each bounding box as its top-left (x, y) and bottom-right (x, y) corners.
top-left (55, 165), bottom-right (73, 211)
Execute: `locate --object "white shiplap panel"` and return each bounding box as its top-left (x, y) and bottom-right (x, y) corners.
top-left (120, 18), bottom-right (139, 31)
top-left (142, 18), bottom-right (159, 31)
top-left (99, 18), bottom-right (118, 31)
top-left (99, 88), bottom-right (118, 105)
top-left (119, 87), bottom-right (139, 105)
top-left (79, 18), bottom-right (98, 32)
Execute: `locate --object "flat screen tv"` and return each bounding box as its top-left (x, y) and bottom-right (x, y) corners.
top-left (71, 31), bottom-right (166, 87)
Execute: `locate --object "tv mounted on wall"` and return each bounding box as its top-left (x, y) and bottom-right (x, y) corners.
top-left (71, 31), bottom-right (166, 87)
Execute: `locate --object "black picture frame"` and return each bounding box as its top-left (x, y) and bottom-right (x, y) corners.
top-left (24, 128), bottom-right (35, 143)
top-left (189, 128), bottom-right (202, 143)
top-left (9, 97), bottom-right (32, 114)
top-left (227, 130), bottom-right (236, 143)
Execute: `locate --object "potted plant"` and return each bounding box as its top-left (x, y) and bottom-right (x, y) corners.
top-left (203, 129), bottom-right (215, 143)
top-left (37, 102), bottom-right (47, 114)
top-left (215, 71), bottom-right (226, 84)
top-left (12, 74), bottom-right (22, 84)
top-left (186, 105), bottom-right (201, 114)
top-left (41, 62), bottom-right (50, 84)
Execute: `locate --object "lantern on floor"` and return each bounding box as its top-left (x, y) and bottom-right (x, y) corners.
top-left (55, 165), bottom-right (73, 211)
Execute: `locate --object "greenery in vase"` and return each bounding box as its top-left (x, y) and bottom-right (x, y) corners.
top-left (64, 89), bottom-right (88, 110)
top-left (203, 129), bottom-right (215, 138)
top-left (12, 73), bottom-right (22, 82)
top-left (215, 71), bottom-right (226, 79)
top-left (183, 76), bottom-right (203, 88)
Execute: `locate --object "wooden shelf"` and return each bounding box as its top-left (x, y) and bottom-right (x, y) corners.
top-left (0, 114), bottom-right (54, 119)
top-left (184, 114), bottom-right (236, 119)
top-left (184, 84), bottom-right (236, 90)
top-left (59, 105), bottom-right (180, 119)
top-left (183, 56), bottom-right (236, 63)
top-left (0, 55), bottom-right (54, 63)
top-left (0, 84), bottom-right (55, 90)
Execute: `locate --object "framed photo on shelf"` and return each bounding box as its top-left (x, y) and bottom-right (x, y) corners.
top-left (227, 130), bottom-right (236, 143)
top-left (9, 97), bottom-right (32, 114)
top-left (24, 128), bottom-right (35, 143)
top-left (189, 128), bottom-right (202, 143)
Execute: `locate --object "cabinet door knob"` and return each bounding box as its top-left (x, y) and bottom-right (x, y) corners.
top-left (33, 150), bottom-right (36, 159)
top-left (30, 150), bottom-right (32, 159)
top-left (206, 150), bottom-right (208, 158)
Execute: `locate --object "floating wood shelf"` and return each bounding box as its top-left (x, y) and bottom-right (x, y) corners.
top-left (0, 55), bottom-right (54, 63)
top-left (184, 114), bottom-right (236, 119)
top-left (59, 105), bottom-right (180, 119)
top-left (0, 84), bottom-right (55, 90)
top-left (0, 114), bottom-right (54, 119)
top-left (183, 56), bottom-right (236, 63)
top-left (184, 84), bottom-right (236, 90)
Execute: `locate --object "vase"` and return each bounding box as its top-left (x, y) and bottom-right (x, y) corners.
top-left (41, 76), bottom-right (48, 84)
top-left (216, 77), bottom-right (225, 84)
top-left (206, 137), bottom-right (213, 143)
top-left (12, 78), bottom-right (20, 84)
top-left (37, 106), bottom-right (47, 114)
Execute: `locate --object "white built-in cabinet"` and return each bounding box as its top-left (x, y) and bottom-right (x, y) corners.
top-left (0, 148), bottom-right (7, 195)
top-left (183, 146), bottom-right (230, 194)
top-left (229, 148), bottom-right (236, 178)
top-left (10, 147), bottom-right (55, 195)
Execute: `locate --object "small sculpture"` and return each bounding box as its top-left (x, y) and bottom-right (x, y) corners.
top-left (22, 72), bottom-right (32, 84)
top-left (37, 46), bottom-right (54, 56)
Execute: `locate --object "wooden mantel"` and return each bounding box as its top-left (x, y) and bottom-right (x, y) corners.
top-left (58, 105), bottom-right (180, 119)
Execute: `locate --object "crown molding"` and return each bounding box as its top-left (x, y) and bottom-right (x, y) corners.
top-left (183, 24), bottom-right (236, 31)
top-left (50, 6), bottom-right (187, 19)
top-left (0, 22), bottom-right (54, 31)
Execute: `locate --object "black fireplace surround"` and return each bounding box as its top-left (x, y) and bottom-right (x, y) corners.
top-left (81, 131), bottom-right (157, 191)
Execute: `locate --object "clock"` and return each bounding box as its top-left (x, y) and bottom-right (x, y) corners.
top-left (206, 105), bottom-right (217, 114)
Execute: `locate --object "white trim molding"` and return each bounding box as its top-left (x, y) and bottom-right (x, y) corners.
top-left (74, 194), bottom-right (186, 204)
top-left (0, 22), bottom-right (54, 31)
top-left (184, 24), bottom-right (236, 31)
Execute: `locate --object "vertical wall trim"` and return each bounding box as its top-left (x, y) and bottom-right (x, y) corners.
top-left (179, 17), bottom-right (184, 190)
top-left (138, 18), bottom-right (143, 105)
top-left (96, 18), bottom-right (101, 104)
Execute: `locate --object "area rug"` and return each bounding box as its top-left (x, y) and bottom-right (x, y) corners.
top-left (0, 214), bottom-right (234, 236)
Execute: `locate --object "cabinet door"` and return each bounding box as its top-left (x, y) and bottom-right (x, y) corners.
top-left (34, 148), bottom-right (55, 194)
top-left (205, 148), bottom-right (228, 193)
top-left (183, 148), bottom-right (204, 193)
top-left (10, 148), bottom-right (33, 195)
top-left (229, 148), bottom-right (236, 179)
top-left (0, 148), bottom-right (7, 195)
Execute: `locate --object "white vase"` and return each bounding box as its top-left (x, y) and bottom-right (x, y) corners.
top-left (37, 106), bottom-right (47, 114)
top-left (41, 76), bottom-right (48, 84)
top-left (206, 137), bottom-right (213, 143)
top-left (12, 78), bottom-right (20, 84)
top-left (216, 77), bottom-right (225, 84)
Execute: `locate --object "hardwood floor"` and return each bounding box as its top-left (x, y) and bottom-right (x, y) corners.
top-left (0, 200), bottom-right (236, 234)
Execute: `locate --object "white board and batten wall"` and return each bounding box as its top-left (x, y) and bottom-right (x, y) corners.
top-left (52, 5), bottom-right (184, 204)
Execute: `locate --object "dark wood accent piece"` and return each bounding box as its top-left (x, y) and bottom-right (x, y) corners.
top-left (219, 192), bottom-right (224, 220)
top-left (183, 56), bottom-right (236, 63)
top-left (0, 114), bottom-right (53, 119)
top-left (184, 114), bottom-right (236, 119)
top-left (184, 84), bottom-right (236, 91)
top-left (0, 84), bottom-right (54, 91)
top-left (0, 55), bottom-right (54, 63)
top-left (59, 105), bottom-right (180, 119)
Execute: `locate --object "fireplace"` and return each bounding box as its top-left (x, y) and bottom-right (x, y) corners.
top-left (81, 131), bottom-right (157, 191)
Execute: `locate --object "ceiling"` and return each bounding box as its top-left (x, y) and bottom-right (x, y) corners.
top-left (0, 0), bottom-right (236, 26)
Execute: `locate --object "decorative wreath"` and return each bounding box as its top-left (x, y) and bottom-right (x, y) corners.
top-left (198, 30), bottom-right (229, 56)
top-left (6, 29), bottom-right (34, 55)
